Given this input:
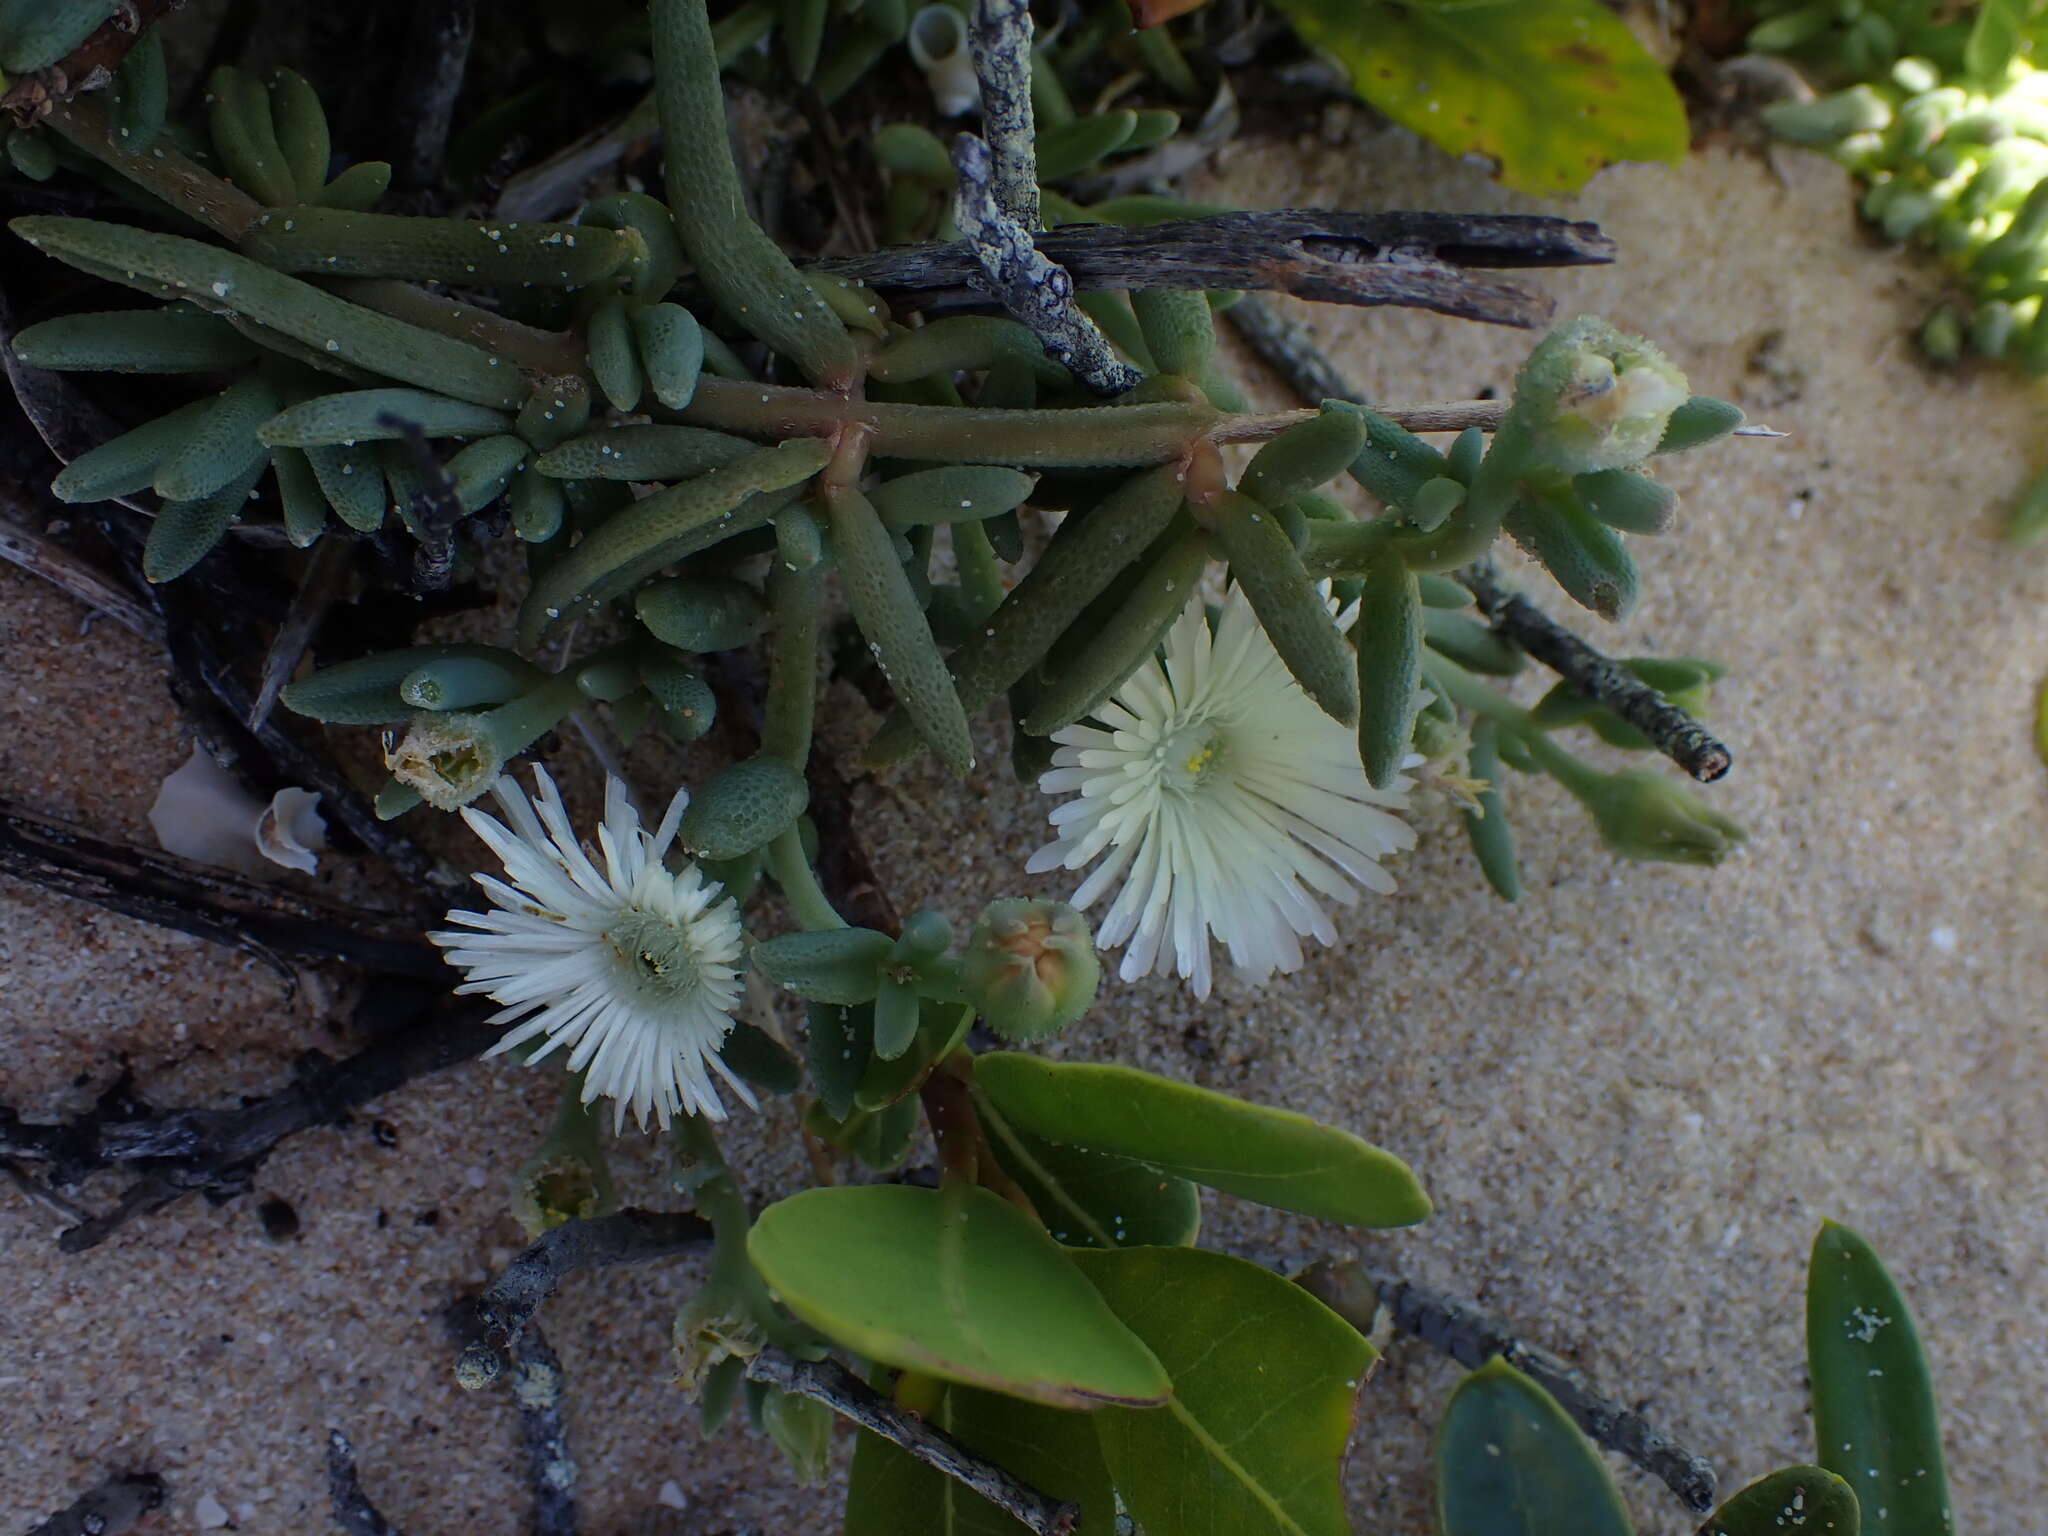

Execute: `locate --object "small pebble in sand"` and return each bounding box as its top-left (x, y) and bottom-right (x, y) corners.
top-left (1929, 925), bottom-right (1959, 955)
top-left (657, 1479), bottom-right (689, 1510)
top-left (195, 1492), bottom-right (231, 1528)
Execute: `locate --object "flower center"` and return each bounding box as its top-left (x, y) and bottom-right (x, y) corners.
top-left (604, 908), bottom-right (703, 1003)
top-left (1157, 722), bottom-right (1226, 794)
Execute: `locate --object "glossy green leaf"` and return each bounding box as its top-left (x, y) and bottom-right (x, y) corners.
top-left (1698, 1465), bottom-right (1861, 1536)
top-left (748, 1184), bottom-right (1170, 1408)
top-left (974, 1053), bottom-right (1430, 1227)
top-left (1277, 0), bottom-right (1689, 195)
top-left (980, 1096), bottom-right (1201, 1248)
top-left (1807, 1222), bottom-right (1953, 1536)
top-left (847, 1384), bottom-right (1115, 1536)
top-left (1075, 1246), bottom-right (1373, 1536)
top-left (1436, 1358), bottom-right (1630, 1536)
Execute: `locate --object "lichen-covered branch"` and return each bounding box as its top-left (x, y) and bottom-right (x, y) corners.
top-left (327, 1430), bottom-right (408, 1536)
top-left (510, 1325), bottom-right (579, 1536)
top-left (457, 1208), bottom-right (715, 1389)
top-left (951, 136), bottom-right (1141, 397)
top-left (1299, 1260), bottom-right (1719, 1513)
top-left (966, 0), bottom-right (1041, 229)
top-left (24, 1472), bottom-right (164, 1536)
top-left (746, 1352), bottom-right (1079, 1536)
top-left (1458, 560), bottom-right (1735, 783)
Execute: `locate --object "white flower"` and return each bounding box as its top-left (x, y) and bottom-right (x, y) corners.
top-left (1028, 582), bottom-right (1415, 999)
top-left (430, 766), bottom-right (752, 1132)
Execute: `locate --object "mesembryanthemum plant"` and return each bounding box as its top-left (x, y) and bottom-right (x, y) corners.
top-left (4, 0), bottom-right (1766, 1527)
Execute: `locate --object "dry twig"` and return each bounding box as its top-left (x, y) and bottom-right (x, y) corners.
top-left (0, 1003), bottom-right (498, 1250)
top-left (1459, 560), bottom-right (1735, 783)
top-left (1300, 1260), bottom-right (1718, 1513)
top-left (24, 1471), bottom-right (163, 1536)
top-left (821, 209), bottom-right (1615, 329)
top-left (457, 1208), bottom-right (715, 1389)
top-left (746, 1352), bottom-right (1078, 1536)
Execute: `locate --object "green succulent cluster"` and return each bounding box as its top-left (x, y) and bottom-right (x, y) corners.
top-left (1745, 0), bottom-right (1976, 80)
top-left (1753, 0), bottom-right (2048, 540)
top-left (11, 1), bottom-right (1748, 892)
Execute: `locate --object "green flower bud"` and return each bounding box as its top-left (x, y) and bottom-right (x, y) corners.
top-left (962, 900), bottom-right (1099, 1042)
top-left (1577, 767), bottom-right (1747, 867)
top-left (1509, 317), bottom-right (1690, 479)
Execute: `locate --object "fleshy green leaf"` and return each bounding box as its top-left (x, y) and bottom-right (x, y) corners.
top-left (1807, 1222), bottom-right (1953, 1536)
top-left (980, 1098), bottom-right (1201, 1249)
top-left (1966, 0), bottom-right (2028, 80)
top-left (1435, 1358), bottom-right (1631, 1536)
top-left (1273, 0), bottom-right (1689, 195)
top-left (1698, 1465), bottom-right (1861, 1536)
top-left (846, 1384), bottom-right (1115, 1535)
top-left (747, 1184), bottom-right (1170, 1408)
top-left (1074, 1246), bottom-right (1373, 1536)
top-left (973, 1053), bottom-right (1430, 1227)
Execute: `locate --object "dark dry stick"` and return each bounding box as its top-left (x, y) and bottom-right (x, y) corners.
top-left (392, 0), bottom-right (479, 194)
top-left (1458, 560), bottom-right (1734, 783)
top-left (376, 412), bottom-right (465, 590)
top-left (24, 1471), bottom-right (163, 1536)
top-left (0, 1005), bottom-right (499, 1248)
top-left (0, 498), bottom-right (161, 640)
top-left (819, 209), bottom-right (1615, 329)
top-left (247, 538), bottom-right (353, 729)
top-left (511, 1324), bottom-right (579, 1536)
top-left (0, 793), bottom-right (443, 976)
top-left (1224, 294), bottom-right (1365, 406)
top-left (746, 1352), bottom-right (1078, 1536)
top-left (327, 1429), bottom-right (407, 1536)
top-left (457, 1208), bottom-right (715, 1389)
top-left (1299, 1260), bottom-right (1719, 1513)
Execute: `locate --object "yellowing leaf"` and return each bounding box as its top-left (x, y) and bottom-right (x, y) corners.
top-left (1273, 0), bottom-right (1690, 195)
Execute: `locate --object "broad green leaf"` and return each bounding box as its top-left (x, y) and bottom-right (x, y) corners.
top-left (748, 1184), bottom-right (1170, 1408)
top-left (1698, 1465), bottom-right (1861, 1536)
top-left (1966, 0), bottom-right (2028, 80)
top-left (1273, 0), bottom-right (1690, 195)
top-left (847, 1384), bottom-right (1116, 1535)
top-left (1435, 1358), bottom-right (1631, 1536)
top-left (980, 1096), bottom-right (1202, 1248)
top-left (1807, 1222), bottom-right (1953, 1536)
top-left (973, 1053), bottom-right (1430, 1227)
top-left (1075, 1247), bottom-right (1373, 1536)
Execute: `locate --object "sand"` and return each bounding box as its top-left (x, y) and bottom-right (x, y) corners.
top-left (4, 125), bottom-right (2046, 1534)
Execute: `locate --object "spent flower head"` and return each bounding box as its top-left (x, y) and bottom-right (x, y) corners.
top-left (430, 765), bottom-right (752, 1131)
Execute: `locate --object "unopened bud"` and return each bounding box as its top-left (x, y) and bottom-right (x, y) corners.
top-left (962, 899), bottom-right (1099, 1042)
top-left (1511, 317), bottom-right (1690, 479)
top-left (1580, 768), bottom-right (1747, 867)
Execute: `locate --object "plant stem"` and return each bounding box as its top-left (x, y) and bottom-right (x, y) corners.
top-left (765, 825), bottom-right (848, 931)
